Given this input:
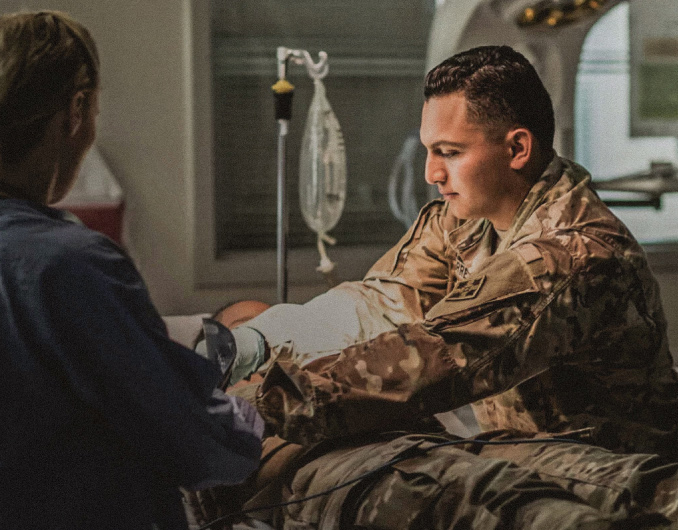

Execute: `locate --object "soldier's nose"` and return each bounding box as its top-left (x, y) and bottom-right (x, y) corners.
top-left (425, 156), bottom-right (447, 185)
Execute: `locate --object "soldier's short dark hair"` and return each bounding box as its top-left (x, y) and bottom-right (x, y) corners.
top-left (424, 45), bottom-right (555, 152)
top-left (0, 11), bottom-right (100, 165)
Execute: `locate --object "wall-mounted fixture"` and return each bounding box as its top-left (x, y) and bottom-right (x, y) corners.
top-left (517, 0), bottom-right (609, 28)
top-left (592, 162), bottom-right (678, 209)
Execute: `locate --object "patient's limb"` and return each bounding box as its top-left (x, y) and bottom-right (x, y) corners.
top-left (215, 300), bottom-right (271, 328)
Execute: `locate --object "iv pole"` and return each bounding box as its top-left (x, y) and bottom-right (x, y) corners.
top-left (272, 47), bottom-right (328, 303)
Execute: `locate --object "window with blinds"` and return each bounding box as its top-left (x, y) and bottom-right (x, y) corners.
top-left (209, 1), bottom-right (436, 256)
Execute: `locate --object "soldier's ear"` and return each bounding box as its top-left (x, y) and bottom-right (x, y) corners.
top-left (506, 128), bottom-right (532, 171)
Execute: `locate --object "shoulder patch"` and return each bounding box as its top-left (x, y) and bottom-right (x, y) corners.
top-left (448, 275), bottom-right (486, 300)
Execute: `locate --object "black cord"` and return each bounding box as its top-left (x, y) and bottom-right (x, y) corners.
top-left (196, 436), bottom-right (588, 530)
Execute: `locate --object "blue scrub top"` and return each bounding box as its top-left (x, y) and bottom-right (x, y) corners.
top-left (0, 199), bottom-right (261, 529)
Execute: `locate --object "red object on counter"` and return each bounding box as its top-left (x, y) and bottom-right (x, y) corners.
top-left (63, 201), bottom-right (125, 246)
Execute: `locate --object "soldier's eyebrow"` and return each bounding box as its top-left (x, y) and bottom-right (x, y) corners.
top-left (426, 140), bottom-right (466, 150)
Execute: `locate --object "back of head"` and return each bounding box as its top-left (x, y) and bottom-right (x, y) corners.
top-left (424, 45), bottom-right (554, 153)
top-left (0, 11), bottom-right (99, 165)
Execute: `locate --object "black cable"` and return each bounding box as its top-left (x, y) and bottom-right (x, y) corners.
top-left (196, 436), bottom-right (588, 530)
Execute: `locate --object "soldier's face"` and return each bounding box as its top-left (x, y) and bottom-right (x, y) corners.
top-left (420, 92), bottom-right (523, 230)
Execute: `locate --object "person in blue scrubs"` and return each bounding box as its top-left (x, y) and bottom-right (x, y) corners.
top-left (0, 11), bottom-right (262, 529)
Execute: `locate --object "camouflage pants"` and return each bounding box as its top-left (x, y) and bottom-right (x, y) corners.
top-left (187, 431), bottom-right (678, 529)
top-left (244, 431), bottom-right (678, 530)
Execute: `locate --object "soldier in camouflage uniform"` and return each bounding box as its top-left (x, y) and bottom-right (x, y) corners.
top-left (255, 147), bottom-right (678, 457)
top-left (188, 45), bottom-right (678, 529)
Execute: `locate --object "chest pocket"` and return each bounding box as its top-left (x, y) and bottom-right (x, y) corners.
top-left (424, 245), bottom-right (546, 324)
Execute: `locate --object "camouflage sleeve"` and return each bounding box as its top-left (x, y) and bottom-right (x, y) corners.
top-left (255, 230), bottom-right (667, 445)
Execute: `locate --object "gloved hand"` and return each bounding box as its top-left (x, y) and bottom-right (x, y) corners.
top-left (196, 318), bottom-right (266, 388)
top-left (197, 318), bottom-right (236, 388)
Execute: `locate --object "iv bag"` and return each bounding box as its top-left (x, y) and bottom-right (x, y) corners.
top-left (299, 79), bottom-right (347, 240)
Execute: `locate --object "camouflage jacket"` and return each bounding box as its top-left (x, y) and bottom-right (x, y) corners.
top-left (255, 156), bottom-right (678, 457)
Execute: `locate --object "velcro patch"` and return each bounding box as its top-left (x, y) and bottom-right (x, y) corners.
top-left (455, 255), bottom-right (470, 279)
top-left (515, 243), bottom-right (542, 264)
top-left (514, 244), bottom-right (548, 277)
top-left (448, 275), bottom-right (486, 300)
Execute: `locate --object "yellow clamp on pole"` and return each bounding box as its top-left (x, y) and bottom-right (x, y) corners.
top-left (272, 78), bottom-right (294, 94)
top-left (272, 79), bottom-right (295, 121)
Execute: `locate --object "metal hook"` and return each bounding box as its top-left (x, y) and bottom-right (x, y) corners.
top-left (277, 46), bottom-right (329, 81)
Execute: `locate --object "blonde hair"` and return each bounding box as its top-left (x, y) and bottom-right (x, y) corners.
top-left (0, 11), bottom-right (99, 164)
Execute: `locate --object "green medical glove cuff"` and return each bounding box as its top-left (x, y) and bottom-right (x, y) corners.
top-left (230, 326), bottom-right (266, 384)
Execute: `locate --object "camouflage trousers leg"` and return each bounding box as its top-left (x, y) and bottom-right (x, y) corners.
top-left (476, 433), bottom-right (678, 523)
top-left (264, 433), bottom-right (678, 530)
